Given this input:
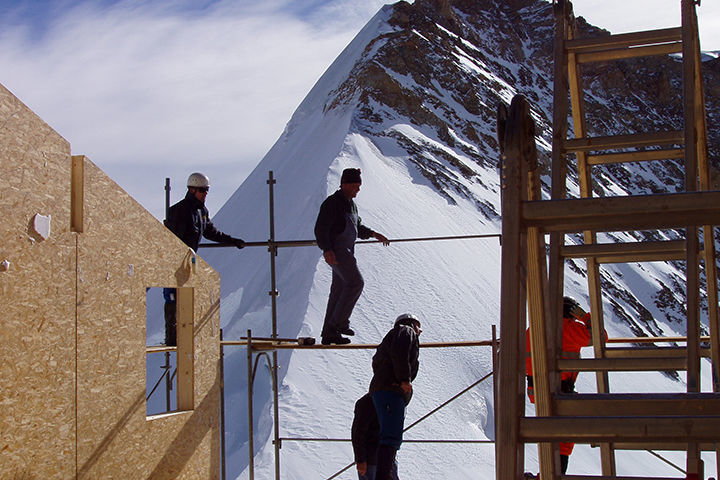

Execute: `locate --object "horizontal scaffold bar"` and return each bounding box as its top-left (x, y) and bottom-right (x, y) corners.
top-left (222, 340), bottom-right (494, 350)
top-left (522, 191), bottom-right (720, 233)
top-left (199, 233), bottom-right (501, 249)
top-left (278, 437), bottom-right (493, 444)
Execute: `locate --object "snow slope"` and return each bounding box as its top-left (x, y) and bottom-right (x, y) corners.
top-left (202, 1), bottom-right (719, 478)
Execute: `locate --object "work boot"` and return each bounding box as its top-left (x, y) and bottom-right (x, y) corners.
top-left (321, 335), bottom-right (351, 345)
top-left (340, 328), bottom-right (355, 336)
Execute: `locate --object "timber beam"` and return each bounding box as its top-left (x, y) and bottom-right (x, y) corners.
top-left (522, 191), bottom-right (720, 233)
top-left (554, 393), bottom-right (720, 416)
top-left (520, 416), bottom-right (720, 443)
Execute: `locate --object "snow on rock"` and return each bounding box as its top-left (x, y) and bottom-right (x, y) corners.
top-left (203, 0), bottom-right (720, 478)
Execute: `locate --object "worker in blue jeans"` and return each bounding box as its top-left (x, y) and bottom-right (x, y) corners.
top-left (352, 393), bottom-right (398, 480)
top-left (368, 314), bottom-right (421, 480)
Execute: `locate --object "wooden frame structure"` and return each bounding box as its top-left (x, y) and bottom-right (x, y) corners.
top-left (496, 1), bottom-right (719, 479)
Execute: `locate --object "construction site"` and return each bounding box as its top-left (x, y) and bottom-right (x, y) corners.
top-left (2, 0), bottom-right (719, 479)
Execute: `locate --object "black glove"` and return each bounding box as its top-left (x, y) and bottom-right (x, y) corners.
top-left (232, 238), bottom-right (245, 249)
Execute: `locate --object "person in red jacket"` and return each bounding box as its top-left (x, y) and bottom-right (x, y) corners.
top-left (525, 296), bottom-right (607, 475)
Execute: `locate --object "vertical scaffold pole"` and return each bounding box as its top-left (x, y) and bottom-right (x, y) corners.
top-left (246, 330), bottom-right (255, 479)
top-left (266, 171), bottom-right (281, 480)
top-left (220, 328), bottom-right (227, 480)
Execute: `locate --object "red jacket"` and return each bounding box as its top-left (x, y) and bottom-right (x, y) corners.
top-left (525, 313), bottom-right (601, 387)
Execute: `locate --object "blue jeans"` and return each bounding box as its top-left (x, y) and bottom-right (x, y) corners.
top-left (371, 391), bottom-right (406, 449)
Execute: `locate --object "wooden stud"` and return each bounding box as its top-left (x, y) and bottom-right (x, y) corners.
top-left (587, 148), bottom-right (685, 165)
top-left (71, 155), bottom-right (85, 233)
top-left (496, 96), bottom-right (530, 480)
top-left (558, 357), bottom-right (686, 372)
top-left (564, 131), bottom-right (683, 153)
top-left (566, 27), bottom-right (682, 53)
top-left (520, 416), bottom-right (720, 443)
top-left (560, 240), bottom-right (686, 263)
top-left (554, 393), bottom-right (720, 416)
top-left (522, 191), bottom-right (720, 233)
top-left (176, 287), bottom-right (194, 411)
top-left (575, 42), bottom-right (683, 64)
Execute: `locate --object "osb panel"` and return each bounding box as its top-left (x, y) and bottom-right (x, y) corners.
top-left (76, 157), bottom-right (221, 479)
top-left (0, 84), bottom-right (77, 477)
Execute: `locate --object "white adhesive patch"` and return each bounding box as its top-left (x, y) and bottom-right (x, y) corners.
top-left (32, 213), bottom-right (52, 240)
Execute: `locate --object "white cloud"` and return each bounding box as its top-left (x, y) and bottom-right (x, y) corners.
top-left (0, 0), bottom-right (383, 218)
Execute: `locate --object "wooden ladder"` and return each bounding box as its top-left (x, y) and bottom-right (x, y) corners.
top-left (496, 1), bottom-right (720, 479)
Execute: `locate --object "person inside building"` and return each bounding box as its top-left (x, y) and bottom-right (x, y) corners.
top-left (163, 172), bottom-right (245, 345)
top-left (352, 393), bottom-right (398, 480)
top-left (314, 168), bottom-right (390, 345)
top-left (368, 313), bottom-right (421, 480)
top-left (525, 296), bottom-right (607, 475)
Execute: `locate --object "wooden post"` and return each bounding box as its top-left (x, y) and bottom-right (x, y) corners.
top-left (496, 96), bottom-right (530, 480)
top-left (71, 155), bottom-right (85, 233)
top-left (176, 287), bottom-right (194, 411)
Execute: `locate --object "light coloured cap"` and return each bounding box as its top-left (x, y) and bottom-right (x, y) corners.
top-left (187, 172), bottom-right (210, 188)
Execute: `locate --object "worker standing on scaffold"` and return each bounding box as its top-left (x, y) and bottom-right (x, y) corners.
top-left (314, 168), bottom-right (390, 345)
top-left (163, 172), bottom-right (245, 345)
top-left (525, 296), bottom-right (607, 476)
top-left (368, 313), bottom-right (421, 480)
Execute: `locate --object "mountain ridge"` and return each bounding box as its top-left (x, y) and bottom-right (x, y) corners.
top-left (205, 0), bottom-right (719, 477)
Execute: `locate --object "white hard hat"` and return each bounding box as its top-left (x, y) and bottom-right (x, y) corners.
top-left (187, 172), bottom-right (210, 188)
top-left (395, 313), bottom-right (420, 326)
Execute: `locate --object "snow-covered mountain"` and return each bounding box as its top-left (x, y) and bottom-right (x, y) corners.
top-left (203, 0), bottom-right (719, 478)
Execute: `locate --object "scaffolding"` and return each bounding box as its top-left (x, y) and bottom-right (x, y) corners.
top-left (198, 170), bottom-right (503, 479)
top-left (496, 1), bottom-right (720, 479)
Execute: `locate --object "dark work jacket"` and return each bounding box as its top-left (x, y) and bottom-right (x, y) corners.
top-left (368, 319), bottom-right (420, 404)
top-left (314, 189), bottom-right (374, 252)
top-left (351, 393), bottom-right (380, 465)
top-left (166, 191), bottom-right (233, 251)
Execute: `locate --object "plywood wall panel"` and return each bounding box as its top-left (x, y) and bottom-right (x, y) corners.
top-left (2, 82), bottom-right (220, 479)
top-left (0, 84), bottom-right (77, 478)
top-left (77, 158), bottom-right (220, 479)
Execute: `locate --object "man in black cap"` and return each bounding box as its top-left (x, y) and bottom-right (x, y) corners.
top-left (314, 168), bottom-right (389, 345)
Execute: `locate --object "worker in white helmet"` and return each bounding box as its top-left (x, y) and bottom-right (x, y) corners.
top-left (165, 172), bottom-right (245, 252)
top-left (163, 172), bottom-right (245, 346)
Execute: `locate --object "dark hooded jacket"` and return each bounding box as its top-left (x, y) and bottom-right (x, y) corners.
top-left (351, 393), bottom-right (380, 466)
top-left (314, 189), bottom-right (374, 252)
top-left (166, 190), bottom-right (233, 251)
top-left (368, 318), bottom-right (420, 404)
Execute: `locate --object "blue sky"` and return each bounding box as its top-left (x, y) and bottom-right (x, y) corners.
top-left (0, 0), bottom-right (717, 219)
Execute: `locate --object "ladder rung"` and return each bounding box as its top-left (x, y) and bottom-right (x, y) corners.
top-left (561, 240), bottom-right (685, 263)
top-left (557, 357), bottom-right (686, 372)
top-left (566, 27), bottom-right (683, 53)
top-left (520, 416), bottom-right (720, 443)
top-left (587, 148), bottom-right (685, 165)
top-left (576, 42), bottom-right (682, 63)
top-left (522, 191), bottom-right (720, 233)
top-left (605, 346), bottom-right (711, 359)
top-left (565, 131), bottom-right (683, 153)
top-left (554, 393), bottom-right (720, 416)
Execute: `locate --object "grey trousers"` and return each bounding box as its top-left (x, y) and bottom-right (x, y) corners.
top-left (322, 254), bottom-right (364, 336)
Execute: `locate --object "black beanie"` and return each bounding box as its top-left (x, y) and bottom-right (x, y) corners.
top-left (341, 168), bottom-right (362, 184)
